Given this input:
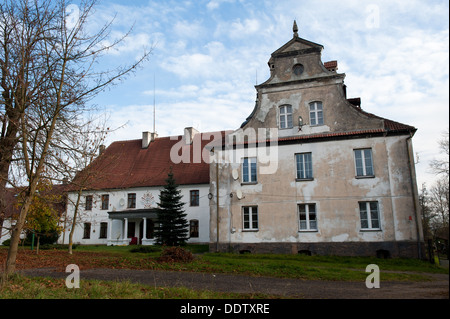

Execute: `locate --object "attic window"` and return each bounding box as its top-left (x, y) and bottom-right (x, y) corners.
top-left (293, 64), bottom-right (304, 76)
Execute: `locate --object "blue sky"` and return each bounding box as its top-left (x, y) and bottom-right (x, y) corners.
top-left (84, 0), bottom-right (449, 187)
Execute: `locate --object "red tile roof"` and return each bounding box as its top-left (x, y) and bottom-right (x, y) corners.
top-left (72, 132), bottom-right (226, 191)
top-left (348, 103), bottom-right (416, 133)
top-left (1, 185), bottom-right (68, 219)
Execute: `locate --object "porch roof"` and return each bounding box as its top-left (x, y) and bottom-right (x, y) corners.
top-left (107, 209), bottom-right (158, 220)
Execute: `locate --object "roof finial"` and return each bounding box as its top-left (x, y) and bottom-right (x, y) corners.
top-left (293, 20), bottom-right (298, 38)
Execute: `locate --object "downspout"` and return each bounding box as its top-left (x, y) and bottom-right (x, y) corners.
top-left (216, 160), bottom-right (220, 252)
top-left (406, 134), bottom-right (423, 259)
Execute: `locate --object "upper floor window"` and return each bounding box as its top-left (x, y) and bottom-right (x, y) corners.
top-left (354, 149), bottom-right (374, 177)
top-left (190, 190), bottom-right (199, 206)
top-left (242, 157), bottom-right (257, 183)
top-left (101, 194), bottom-right (109, 210)
top-left (85, 195), bottom-right (93, 211)
top-left (309, 101), bottom-right (323, 126)
top-left (279, 105), bottom-right (293, 129)
top-left (296, 153), bottom-right (313, 180)
top-left (127, 193), bottom-right (136, 208)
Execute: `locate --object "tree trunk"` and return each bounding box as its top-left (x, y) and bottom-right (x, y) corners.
top-left (4, 193), bottom-right (34, 276)
top-left (36, 235), bottom-right (40, 255)
top-left (68, 189), bottom-right (82, 255)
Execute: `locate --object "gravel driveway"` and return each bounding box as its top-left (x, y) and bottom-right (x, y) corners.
top-left (19, 267), bottom-right (449, 299)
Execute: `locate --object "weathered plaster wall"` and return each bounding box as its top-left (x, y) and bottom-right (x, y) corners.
top-left (209, 33), bottom-right (422, 257)
top-left (247, 81), bottom-right (384, 136)
top-left (209, 135), bottom-right (420, 257)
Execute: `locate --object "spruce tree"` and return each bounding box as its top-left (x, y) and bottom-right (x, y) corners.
top-left (155, 169), bottom-right (188, 246)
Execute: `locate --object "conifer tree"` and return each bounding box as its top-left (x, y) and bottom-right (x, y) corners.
top-left (155, 170), bottom-right (188, 246)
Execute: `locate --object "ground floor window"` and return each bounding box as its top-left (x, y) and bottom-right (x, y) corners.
top-left (359, 201), bottom-right (380, 230)
top-left (298, 204), bottom-right (317, 231)
top-left (99, 222), bottom-right (107, 239)
top-left (146, 219), bottom-right (155, 239)
top-left (243, 206), bottom-right (258, 230)
top-left (190, 219), bottom-right (199, 238)
top-left (83, 223), bottom-right (91, 239)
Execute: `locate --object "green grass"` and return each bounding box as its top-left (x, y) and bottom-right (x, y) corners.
top-left (2, 244), bottom-right (447, 283)
top-left (0, 274), bottom-right (273, 299)
top-left (1, 244), bottom-right (447, 299)
top-left (195, 253), bottom-right (446, 281)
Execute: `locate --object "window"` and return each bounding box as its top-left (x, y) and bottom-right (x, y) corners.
top-left (101, 195), bottom-right (109, 210)
top-left (243, 206), bottom-right (258, 230)
top-left (279, 105), bottom-right (293, 129)
top-left (298, 204), bottom-right (317, 231)
top-left (293, 64), bottom-right (304, 76)
top-left (190, 190), bottom-right (199, 206)
top-left (83, 223), bottom-right (91, 239)
top-left (359, 202), bottom-right (380, 230)
top-left (309, 101), bottom-right (323, 126)
top-left (127, 193), bottom-right (136, 208)
top-left (296, 153), bottom-right (313, 180)
top-left (99, 222), bottom-right (107, 239)
top-left (354, 149), bottom-right (374, 177)
top-left (146, 219), bottom-right (155, 239)
top-left (85, 195), bottom-right (93, 211)
top-left (190, 220), bottom-right (199, 238)
top-left (242, 157), bottom-right (257, 183)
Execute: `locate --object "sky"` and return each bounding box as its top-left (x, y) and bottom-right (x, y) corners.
top-left (82, 0), bottom-right (449, 188)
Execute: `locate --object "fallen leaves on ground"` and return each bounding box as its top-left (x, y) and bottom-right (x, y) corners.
top-left (0, 248), bottom-right (157, 271)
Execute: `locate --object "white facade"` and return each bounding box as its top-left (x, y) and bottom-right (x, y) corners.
top-left (59, 184), bottom-right (210, 246)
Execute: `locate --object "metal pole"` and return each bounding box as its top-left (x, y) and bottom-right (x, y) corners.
top-left (216, 160), bottom-right (219, 252)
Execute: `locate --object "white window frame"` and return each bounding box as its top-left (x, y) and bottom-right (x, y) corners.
top-left (243, 206), bottom-right (258, 231)
top-left (296, 152), bottom-right (313, 180)
top-left (359, 201), bottom-right (381, 230)
top-left (298, 204), bottom-right (318, 231)
top-left (309, 101), bottom-right (324, 126)
top-left (242, 157), bottom-right (257, 183)
top-left (354, 148), bottom-right (374, 177)
top-left (279, 105), bottom-right (293, 129)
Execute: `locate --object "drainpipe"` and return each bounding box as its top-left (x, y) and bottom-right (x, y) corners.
top-left (216, 160), bottom-right (220, 252)
top-left (406, 134), bottom-right (422, 259)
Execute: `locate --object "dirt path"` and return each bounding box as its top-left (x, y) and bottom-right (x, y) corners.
top-left (18, 268), bottom-right (449, 299)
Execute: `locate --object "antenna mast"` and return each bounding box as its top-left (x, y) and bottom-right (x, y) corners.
top-left (153, 74), bottom-right (156, 133)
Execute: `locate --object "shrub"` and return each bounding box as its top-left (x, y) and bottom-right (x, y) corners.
top-left (158, 246), bottom-right (194, 263)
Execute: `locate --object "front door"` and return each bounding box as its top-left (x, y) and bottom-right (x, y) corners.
top-left (127, 221), bottom-right (135, 238)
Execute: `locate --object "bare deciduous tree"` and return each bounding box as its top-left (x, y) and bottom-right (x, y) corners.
top-left (1, 0), bottom-right (151, 278)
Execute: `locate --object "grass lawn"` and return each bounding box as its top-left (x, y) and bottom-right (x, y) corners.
top-left (0, 244), bottom-right (447, 299)
top-left (0, 274), bottom-right (272, 299)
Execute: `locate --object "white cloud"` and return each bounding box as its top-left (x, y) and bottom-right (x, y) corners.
top-left (206, 0), bottom-right (236, 11)
top-left (173, 20), bottom-right (205, 39)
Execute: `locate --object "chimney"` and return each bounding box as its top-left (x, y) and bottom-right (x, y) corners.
top-left (142, 131), bottom-right (158, 149)
top-left (99, 144), bottom-right (106, 156)
top-left (184, 127), bottom-right (199, 145)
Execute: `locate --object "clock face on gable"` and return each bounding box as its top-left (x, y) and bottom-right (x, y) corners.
top-left (293, 64), bottom-right (304, 76)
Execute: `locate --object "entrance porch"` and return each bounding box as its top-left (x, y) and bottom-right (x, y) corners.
top-left (107, 209), bottom-right (158, 246)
